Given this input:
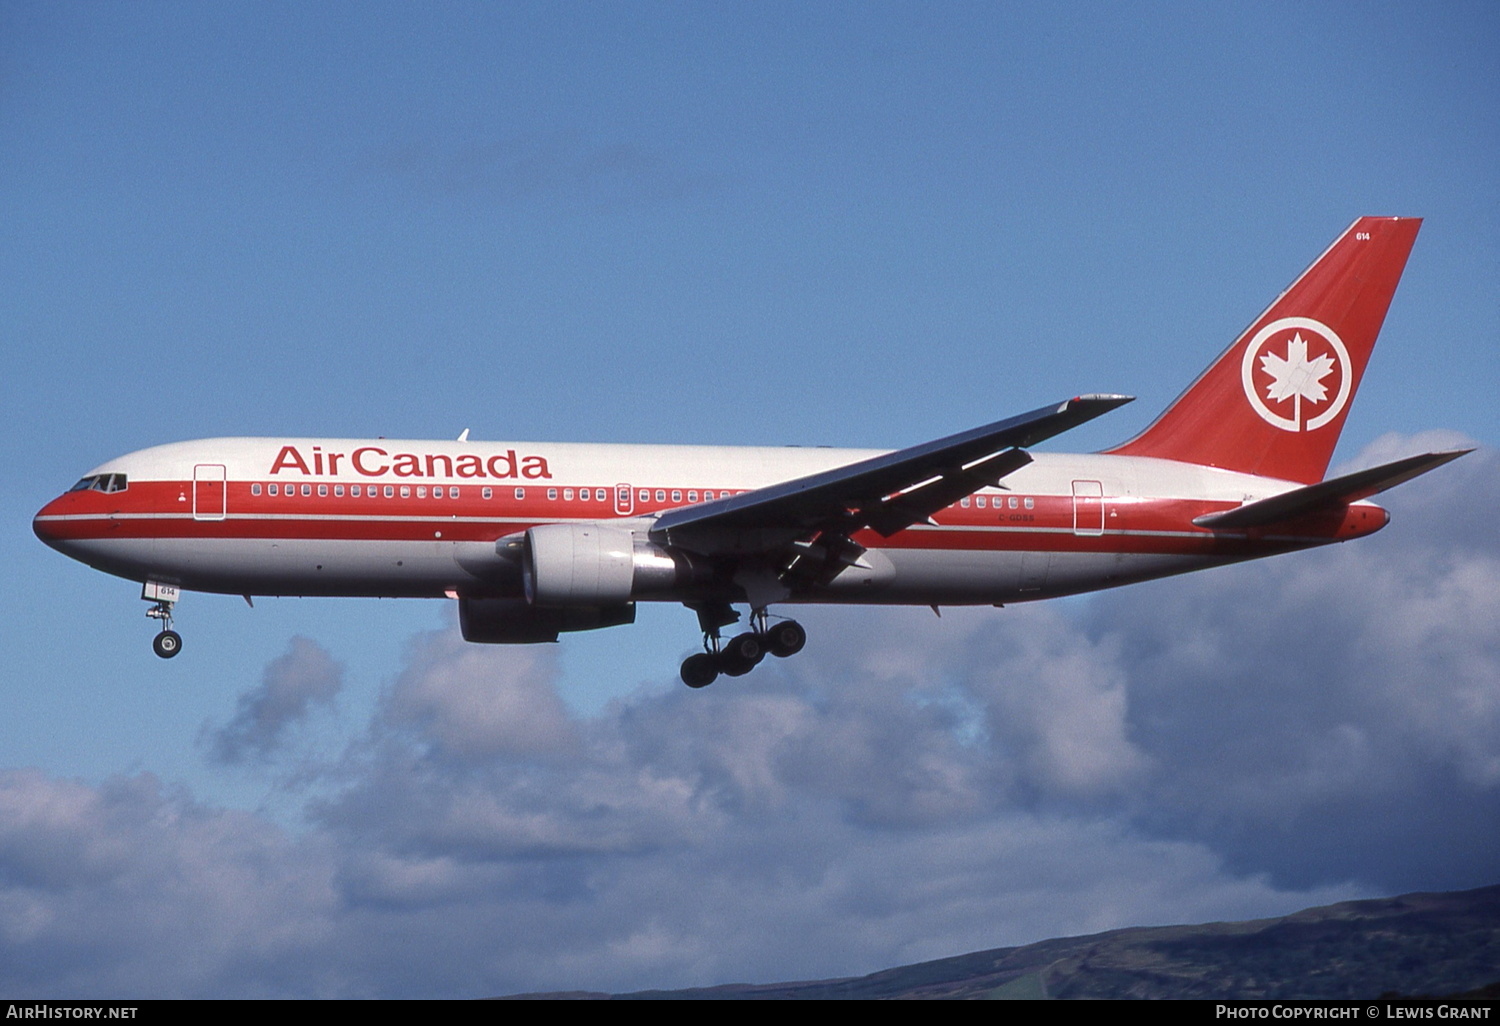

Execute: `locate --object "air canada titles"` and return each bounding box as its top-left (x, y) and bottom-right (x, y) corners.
top-left (269, 444), bottom-right (553, 480)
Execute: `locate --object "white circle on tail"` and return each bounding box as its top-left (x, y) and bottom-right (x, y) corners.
top-left (1239, 316), bottom-right (1352, 432)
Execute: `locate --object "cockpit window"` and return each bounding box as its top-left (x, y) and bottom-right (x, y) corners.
top-left (68, 474), bottom-right (128, 493)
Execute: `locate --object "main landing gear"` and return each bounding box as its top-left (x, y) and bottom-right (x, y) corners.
top-left (680, 607), bottom-right (806, 689)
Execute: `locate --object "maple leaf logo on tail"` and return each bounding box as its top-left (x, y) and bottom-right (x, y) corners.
top-left (1261, 332), bottom-right (1337, 427)
top-left (1240, 317), bottom-right (1352, 432)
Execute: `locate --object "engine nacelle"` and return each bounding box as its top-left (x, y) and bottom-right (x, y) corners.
top-left (458, 596), bottom-right (635, 644)
top-left (521, 523), bottom-right (704, 607)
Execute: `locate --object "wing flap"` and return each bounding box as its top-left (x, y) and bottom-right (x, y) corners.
top-left (864, 448), bottom-right (1034, 536)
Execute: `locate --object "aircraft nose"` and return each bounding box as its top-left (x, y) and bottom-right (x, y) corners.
top-left (33, 496), bottom-right (69, 550)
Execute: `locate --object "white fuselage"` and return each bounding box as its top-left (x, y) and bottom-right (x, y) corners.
top-left (33, 436), bottom-right (1381, 608)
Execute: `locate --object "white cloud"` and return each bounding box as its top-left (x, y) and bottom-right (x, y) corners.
top-left (0, 770), bottom-right (337, 998)
top-left (381, 632), bottom-right (580, 763)
top-left (207, 636), bottom-right (343, 765)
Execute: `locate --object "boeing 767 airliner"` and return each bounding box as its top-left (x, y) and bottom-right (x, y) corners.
top-left (34, 217), bottom-right (1467, 687)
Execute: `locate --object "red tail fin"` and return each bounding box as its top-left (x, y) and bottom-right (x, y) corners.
top-left (1106, 216), bottom-right (1421, 483)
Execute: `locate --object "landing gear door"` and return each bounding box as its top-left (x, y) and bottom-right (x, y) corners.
top-left (193, 464), bottom-right (227, 521)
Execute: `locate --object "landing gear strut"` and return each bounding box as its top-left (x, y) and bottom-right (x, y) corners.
top-left (679, 606), bottom-right (805, 688)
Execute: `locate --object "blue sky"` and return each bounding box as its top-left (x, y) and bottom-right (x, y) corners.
top-left (1, 1), bottom-right (1497, 997)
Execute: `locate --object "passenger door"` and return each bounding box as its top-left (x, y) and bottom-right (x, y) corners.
top-left (193, 464), bottom-right (227, 521)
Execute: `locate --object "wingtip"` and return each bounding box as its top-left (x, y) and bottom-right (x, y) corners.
top-left (1066, 393), bottom-right (1135, 410)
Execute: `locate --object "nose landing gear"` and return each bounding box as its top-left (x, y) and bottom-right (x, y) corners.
top-left (142, 581), bottom-right (182, 659)
top-left (678, 606), bottom-right (806, 688)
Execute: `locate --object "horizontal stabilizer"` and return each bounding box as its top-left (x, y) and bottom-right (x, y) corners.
top-left (1194, 449), bottom-right (1471, 529)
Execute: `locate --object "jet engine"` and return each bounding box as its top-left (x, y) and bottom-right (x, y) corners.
top-left (458, 597), bottom-right (635, 644)
top-left (520, 523), bottom-right (707, 607)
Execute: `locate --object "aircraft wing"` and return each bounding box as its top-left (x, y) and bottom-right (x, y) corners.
top-left (1193, 449), bottom-right (1472, 529)
top-left (650, 394), bottom-right (1133, 556)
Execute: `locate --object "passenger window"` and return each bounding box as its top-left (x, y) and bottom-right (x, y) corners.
top-left (513, 488), bottom-right (522, 500)
top-left (639, 489), bottom-right (650, 502)
top-left (400, 486), bottom-right (410, 498)
top-left (671, 490), bottom-right (681, 503)
top-left (547, 488), bottom-right (558, 500)
top-left (252, 483), bottom-right (262, 496)
top-left (301, 484), bottom-right (311, 497)
top-left (688, 490), bottom-right (698, 502)
top-left (960, 497), bottom-right (970, 507)
top-left (351, 485), bottom-right (361, 497)
top-left (655, 490), bottom-right (666, 502)
top-left (417, 486), bottom-right (427, 498)
top-left (563, 488), bottom-right (574, 501)
top-left (976, 496), bottom-right (986, 508)
top-left (335, 485), bottom-right (344, 497)
top-left (1009, 497), bottom-right (1018, 509)
top-left (384, 485), bottom-right (394, 498)
top-left (318, 485), bottom-right (328, 497)
top-left (1024, 497), bottom-right (1034, 509)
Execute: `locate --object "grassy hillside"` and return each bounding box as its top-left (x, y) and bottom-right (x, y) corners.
top-left (509, 884), bottom-right (1500, 999)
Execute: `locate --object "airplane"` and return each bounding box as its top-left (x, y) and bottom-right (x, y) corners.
top-left (34, 216), bottom-right (1469, 688)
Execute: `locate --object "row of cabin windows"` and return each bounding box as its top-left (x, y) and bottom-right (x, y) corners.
top-left (246, 483), bottom-right (738, 504)
top-left (643, 489), bottom-right (732, 504)
top-left (243, 483), bottom-right (1027, 509)
top-left (251, 482), bottom-right (469, 499)
top-left (961, 495), bottom-right (1034, 510)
